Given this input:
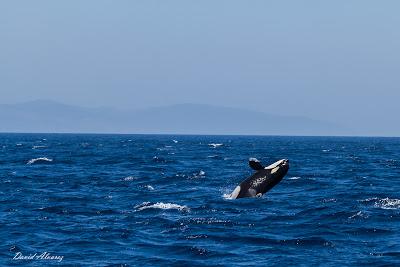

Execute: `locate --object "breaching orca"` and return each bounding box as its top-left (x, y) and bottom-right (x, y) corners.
top-left (229, 158), bottom-right (289, 199)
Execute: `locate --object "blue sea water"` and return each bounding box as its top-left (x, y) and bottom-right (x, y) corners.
top-left (1, 133), bottom-right (399, 266)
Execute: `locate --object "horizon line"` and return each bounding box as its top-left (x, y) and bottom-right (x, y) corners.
top-left (0, 131), bottom-right (399, 139)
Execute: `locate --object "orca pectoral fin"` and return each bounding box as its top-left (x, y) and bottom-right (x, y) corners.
top-left (249, 158), bottom-right (263, 170)
top-left (230, 186), bottom-right (241, 199)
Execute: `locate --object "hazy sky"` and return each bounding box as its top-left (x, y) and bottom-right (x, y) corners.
top-left (1, 1), bottom-right (399, 134)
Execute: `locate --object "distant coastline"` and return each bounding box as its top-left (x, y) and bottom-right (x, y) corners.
top-left (1, 100), bottom-right (343, 136)
top-left (0, 131), bottom-right (398, 138)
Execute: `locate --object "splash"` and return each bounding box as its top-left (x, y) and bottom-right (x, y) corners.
top-left (223, 193), bottom-right (233, 200)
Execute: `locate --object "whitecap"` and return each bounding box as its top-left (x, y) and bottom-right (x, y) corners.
top-left (27, 157), bottom-right (53, 165)
top-left (32, 145), bottom-right (47, 149)
top-left (322, 149), bottom-right (331, 152)
top-left (135, 202), bottom-right (189, 211)
top-left (374, 198), bottom-right (400, 210)
top-left (172, 140), bottom-right (178, 143)
top-left (145, 185), bottom-right (154, 191)
top-left (288, 176), bottom-right (301, 180)
top-left (322, 198), bottom-right (337, 203)
top-left (191, 170), bottom-right (205, 178)
top-left (190, 217), bottom-right (231, 225)
top-left (16, 143), bottom-right (23, 146)
top-left (360, 197), bottom-right (378, 203)
top-left (208, 143), bottom-right (223, 148)
top-left (123, 176), bottom-right (136, 181)
top-left (348, 211), bottom-right (368, 219)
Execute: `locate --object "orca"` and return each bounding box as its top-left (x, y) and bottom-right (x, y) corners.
top-left (229, 158), bottom-right (289, 199)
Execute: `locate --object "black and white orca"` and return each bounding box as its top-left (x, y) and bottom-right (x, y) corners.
top-left (229, 158), bottom-right (289, 199)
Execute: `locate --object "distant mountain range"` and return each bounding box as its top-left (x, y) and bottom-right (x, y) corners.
top-left (0, 100), bottom-right (343, 135)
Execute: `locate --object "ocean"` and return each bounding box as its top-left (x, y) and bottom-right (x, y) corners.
top-left (1, 134), bottom-right (399, 266)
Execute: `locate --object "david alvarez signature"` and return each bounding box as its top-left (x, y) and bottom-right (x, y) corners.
top-left (13, 251), bottom-right (64, 262)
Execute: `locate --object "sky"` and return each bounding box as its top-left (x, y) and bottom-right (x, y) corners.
top-left (1, 1), bottom-right (399, 135)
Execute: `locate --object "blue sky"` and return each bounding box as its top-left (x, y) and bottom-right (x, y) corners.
top-left (1, 1), bottom-right (399, 134)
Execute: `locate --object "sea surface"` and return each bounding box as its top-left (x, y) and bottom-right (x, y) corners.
top-left (1, 134), bottom-right (399, 266)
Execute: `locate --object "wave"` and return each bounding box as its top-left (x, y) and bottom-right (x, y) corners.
top-left (123, 176), bottom-right (136, 181)
top-left (27, 157), bottom-right (53, 165)
top-left (194, 170), bottom-right (205, 178)
top-left (374, 198), bottom-right (400, 210)
top-left (145, 185), bottom-right (154, 190)
top-left (322, 198), bottom-right (337, 203)
top-left (32, 145), bottom-right (47, 149)
top-left (135, 202), bottom-right (189, 211)
top-left (208, 143), bottom-right (223, 148)
top-left (360, 197), bottom-right (400, 210)
top-left (348, 211), bottom-right (369, 219)
top-left (187, 170), bottom-right (206, 179)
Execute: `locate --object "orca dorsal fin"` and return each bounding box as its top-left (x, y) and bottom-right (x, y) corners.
top-left (249, 158), bottom-right (264, 171)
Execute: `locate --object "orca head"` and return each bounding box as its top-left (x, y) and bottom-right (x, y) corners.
top-left (265, 159), bottom-right (290, 179)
